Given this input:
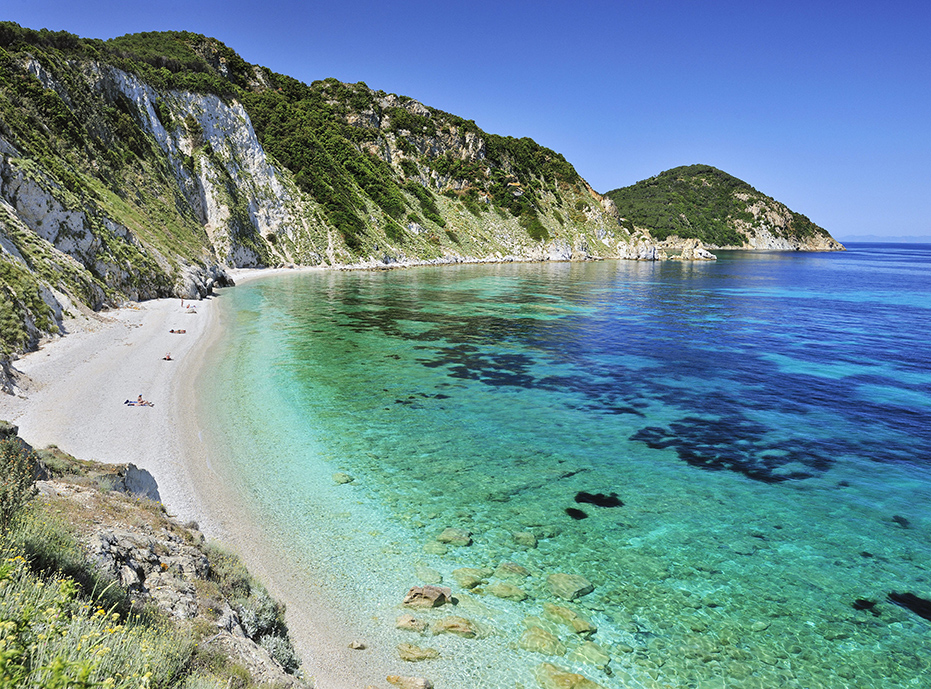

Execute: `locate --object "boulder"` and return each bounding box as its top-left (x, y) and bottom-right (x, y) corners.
top-left (512, 531), bottom-right (538, 548)
top-left (436, 527), bottom-right (472, 546)
top-left (542, 602), bottom-right (597, 636)
top-left (546, 573), bottom-right (594, 601)
top-left (534, 663), bottom-right (605, 689)
top-left (403, 585), bottom-right (452, 609)
top-left (423, 541), bottom-right (448, 555)
top-left (519, 627), bottom-right (566, 656)
top-left (486, 582), bottom-right (528, 602)
top-left (431, 615), bottom-right (482, 638)
top-left (387, 676), bottom-right (433, 689)
top-left (452, 567), bottom-right (488, 589)
top-left (494, 562), bottom-right (530, 580)
top-left (396, 614), bottom-right (429, 633)
top-left (415, 565), bottom-right (443, 584)
top-left (332, 472), bottom-right (355, 484)
top-left (568, 641), bottom-right (611, 667)
top-left (398, 643), bottom-right (440, 662)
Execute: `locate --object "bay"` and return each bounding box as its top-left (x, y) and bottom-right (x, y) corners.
top-left (201, 245), bottom-right (931, 688)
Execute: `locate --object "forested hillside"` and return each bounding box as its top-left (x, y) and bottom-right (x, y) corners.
top-left (605, 165), bottom-right (842, 250)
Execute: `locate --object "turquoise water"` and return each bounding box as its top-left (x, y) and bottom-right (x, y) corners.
top-left (203, 246), bottom-right (931, 689)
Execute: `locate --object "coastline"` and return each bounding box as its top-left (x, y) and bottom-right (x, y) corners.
top-left (0, 267), bottom-right (426, 689)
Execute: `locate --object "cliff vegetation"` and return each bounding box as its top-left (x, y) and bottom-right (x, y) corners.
top-left (0, 24), bottom-right (841, 362)
top-left (0, 421), bottom-right (307, 688)
top-left (604, 165), bottom-right (843, 250)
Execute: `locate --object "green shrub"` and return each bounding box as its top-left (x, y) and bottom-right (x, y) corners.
top-left (0, 546), bottom-right (192, 688)
top-left (0, 439), bottom-right (38, 535)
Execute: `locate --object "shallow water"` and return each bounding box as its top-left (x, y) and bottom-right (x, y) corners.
top-left (203, 245), bottom-right (931, 688)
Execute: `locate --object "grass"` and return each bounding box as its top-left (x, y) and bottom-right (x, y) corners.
top-left (0, 441), bottom-right (303, 688)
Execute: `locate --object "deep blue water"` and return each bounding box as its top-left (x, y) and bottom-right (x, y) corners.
top-left (204, 244), bottom-right (931, 688)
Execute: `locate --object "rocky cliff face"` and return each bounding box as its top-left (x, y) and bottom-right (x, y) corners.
top-left (0, 28), bottom-right (842, 360)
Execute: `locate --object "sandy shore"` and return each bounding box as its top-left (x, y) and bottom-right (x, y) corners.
top-left (0, 268), bottom-right (398, 689)
top-left (0, 295), bottom-right (217, 527)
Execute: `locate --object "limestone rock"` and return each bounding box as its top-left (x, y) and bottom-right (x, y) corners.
top-left (396, 614), bottom-right (429, 634)
top-left (332, 472), bottom-right (355, 484)
top-left (415, 565), bottom-right (443, 584)
top-left (403, 585), bottom-right (452, 608)
top-left (348, 640), bottom-right (366, 650)
top-left (519, 626), bottom-right (566, 656)
top-left (486, 582), bottom-right (528, 602)
top-left (512, 531), bottom-right (538, 548)
top-left (431, 615), bottom-right (483, 638)
top-left (398, 643), bottom-right (440, 662)
top-left (534, 663), bottom-right (605, 689)
top-left (568, 641), bottom-right (611, 667)
top-left (546, 573), bottom-right (594, 601)
top-left (387, 675), bottom-right (434, 689)
top-left (494, 562), bottom-right (530, 580)
top-left (436, 527), bottom-right (472, 546)
top-left (452, 567), bottom-right (488, 589)
top-left (542, 602), bottom-right (597, 636)
top-left (423, 541), bottom-right (448, 555)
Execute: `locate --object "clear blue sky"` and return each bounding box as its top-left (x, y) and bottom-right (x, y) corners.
top-left (5, 0), bottom-right (930, 238)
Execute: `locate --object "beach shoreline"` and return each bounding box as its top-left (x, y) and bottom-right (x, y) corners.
top-left (0, 267), bottom-right (401, 688)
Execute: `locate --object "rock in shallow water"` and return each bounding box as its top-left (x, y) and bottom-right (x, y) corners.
top-left (396, 614), bottom-right (429, 633)
top-left (452, 567), bottom-right (488, 589)
top-left (386, 676), bottom-right (433, 689)
top-left (534, 662), bottom-right (605, 689)
top-left (495, 561), bottom-right (530, 580)
top-left (436, 527), bottom-right (472, 546)
top-left (512, 530), bottom-right (538, 548)
top-left (431, 615), bottom-right (483, 638)
top-left (547, 573), bottom-right (594, 600)
top-left (519, 626), bottom-right (566, 656)
top-left (402, 585), bottom-right (452, 608)
top-left (397, 643), bottom-right (440, 662)
top-left (487, 582), bottom-right (529, 601)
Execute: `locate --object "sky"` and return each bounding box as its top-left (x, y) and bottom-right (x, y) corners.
top-left (4, 0), bottom-right (930, 239)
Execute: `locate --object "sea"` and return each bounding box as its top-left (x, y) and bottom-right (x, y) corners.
top-left (199, 244), bottom-right (931, 689)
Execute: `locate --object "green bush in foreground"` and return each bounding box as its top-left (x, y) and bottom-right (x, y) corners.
top-left (0, 439), bottom-right (38, 536)
top-left (0, 549), bottom-right (192, 688)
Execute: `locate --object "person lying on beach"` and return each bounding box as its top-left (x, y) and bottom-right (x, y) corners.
top-left (169, 329), bottom-right (186, 334)
top-left (125, 395), bottom-right (154, 407)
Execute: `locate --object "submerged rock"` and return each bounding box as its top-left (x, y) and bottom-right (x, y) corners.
top-left (396, 614), bottom-right (429, 633)
top-left (534, 662), bottom-right (605, 689)
top-left (494, 562), bottom-right (530, 580)
top-left (487, 582), bottom-right (529, 601)
top-left (888, 591), bottom-right (931, 621)
top-left (431, 615), bottom-right (483, 638)
top-left (387, 676), bottom-right (433, 689)
top-left (403, 585), bottom-right (452, 608)
top-left (423, 541), bottom-right (448, 555)
top-left (436, 527), bottom-right (472, 546)
top-left (332, 472), bottom-right (354, 484)
top-left (568, 641), bottom-right (611, 667)
top-left (415, 565), bottom-right (443, 584)
top-left (547, 573), bottom-right (594, 601)
top-left (512, 531), bottom-right (538, 548)
top-left (574, 491), bottom-right (623, 508)
top-left (542, 602), bottom-right (597, 636)
top-left (519, 626), bottom-right (566, 656)
top-left (397, 643), bottom-right (440, 662)
top-left (452, 567), bottom-right (489, 589)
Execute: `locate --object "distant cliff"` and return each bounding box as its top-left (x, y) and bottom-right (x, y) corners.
top-left (0, 26), bottom-right (841, 360)
top-left (604, 165), bottom-right (844, 252)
